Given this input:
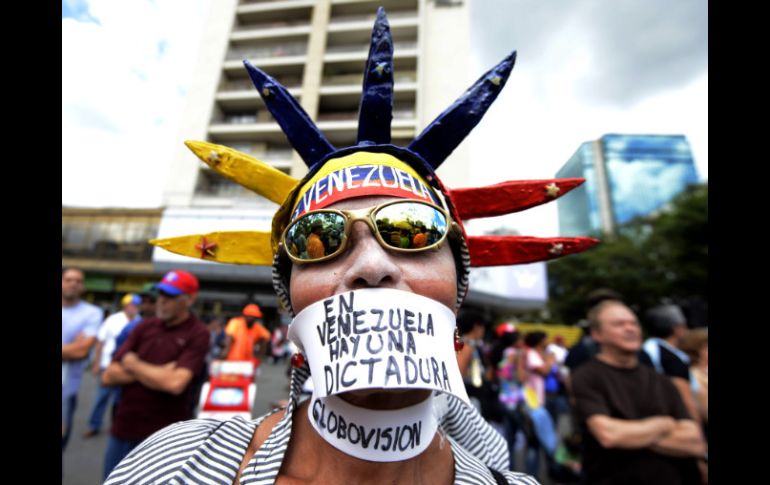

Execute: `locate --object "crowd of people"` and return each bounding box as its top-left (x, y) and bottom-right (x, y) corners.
top-left (63, 268), bottom-right (708, 484)
top-left (454, 291), bottom-right (708, 484)
top-left (61, 267), bottom-right (294, 481)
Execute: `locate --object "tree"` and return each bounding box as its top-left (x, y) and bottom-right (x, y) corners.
top-left (547, 183), bottom-right (708, 324)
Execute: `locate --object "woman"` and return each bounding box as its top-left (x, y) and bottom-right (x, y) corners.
top-left (106, 8), bottom-right (595, 484)
top-left (520, 332), bottom-right (559, 478)
top-left (680, 328), bottom-right (708, 437)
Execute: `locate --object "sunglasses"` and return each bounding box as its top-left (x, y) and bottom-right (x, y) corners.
top-left (281, 200), bottom-right (458, 264)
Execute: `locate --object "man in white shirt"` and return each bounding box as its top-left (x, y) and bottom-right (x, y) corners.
top-left (546, 334), bottom-right (568, 365)
top-left (62, 268), bottom-right (102, 451)
top-left (82, 293), bottom-right (141, 438)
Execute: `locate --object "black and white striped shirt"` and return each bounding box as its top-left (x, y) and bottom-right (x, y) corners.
top-left (105, 365), bottom-right (539, 484)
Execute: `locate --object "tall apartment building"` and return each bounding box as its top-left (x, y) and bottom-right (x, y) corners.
top-left (153, 0), bottom-right (482, 315)
top-left (163, 0), bottom-right (473, 207)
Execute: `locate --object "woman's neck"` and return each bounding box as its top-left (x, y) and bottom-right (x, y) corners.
top-left (280, 399), bottom-right (454, 485)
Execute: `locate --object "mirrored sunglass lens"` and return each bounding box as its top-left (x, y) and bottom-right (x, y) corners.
top-left (285, 212), bottom-right (346, 260)
top-left (374, 202), bottom-right (448, 250)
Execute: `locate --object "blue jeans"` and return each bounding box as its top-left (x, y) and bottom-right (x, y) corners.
top-left (103, 435), bottom-right (143, 481)
top-left (86, 373), bottom-right (114, 432)
top-left (524, 406), bottom-right (558, 478)
top-left (61, 394), bottom-right (77, 451)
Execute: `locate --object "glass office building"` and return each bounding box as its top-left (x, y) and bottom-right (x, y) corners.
top-left (556, 134), bottom-right (699, 236)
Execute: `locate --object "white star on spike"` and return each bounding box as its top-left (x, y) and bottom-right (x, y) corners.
top-left (208, 151), bottom-right (220, 164)
top-left (545, 183), bottom-right (560, 197)
top-left (549, 243), bottom-right (564, 255)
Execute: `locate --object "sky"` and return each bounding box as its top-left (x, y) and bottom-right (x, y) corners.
top-left (465, 0), bottom-right (707, 236)
top-left (62, 0), bottom-right (707, 238)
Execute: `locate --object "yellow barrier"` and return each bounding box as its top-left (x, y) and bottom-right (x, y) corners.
top-left (495, 323), bottom-right (583, 348)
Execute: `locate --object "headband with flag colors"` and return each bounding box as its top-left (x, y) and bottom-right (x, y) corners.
top-left (150, 7), bottom-right (599, 294)
top-left (290, 152), bottom-right (441, 219)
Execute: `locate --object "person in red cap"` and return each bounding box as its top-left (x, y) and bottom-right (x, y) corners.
top-left (221, 303), bottom-right (271, 363)
top-left (100, 270), bottom-right (209, 480)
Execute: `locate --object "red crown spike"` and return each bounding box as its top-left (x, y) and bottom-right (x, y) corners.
top-left (467, 235), bottom-right (600, 267)
top-left (448, 178), bottom-right (585, 220)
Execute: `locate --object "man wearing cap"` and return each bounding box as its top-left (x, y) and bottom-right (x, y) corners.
top-left (101, 270), bottom-right (209, 480)
top-left (221, 303), bottom-right (271, 362)
top-left (82, 293), bottom-right (141, 438)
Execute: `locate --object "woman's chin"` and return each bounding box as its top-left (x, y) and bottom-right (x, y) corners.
top-left (338, 388), bottom-right (432, 410)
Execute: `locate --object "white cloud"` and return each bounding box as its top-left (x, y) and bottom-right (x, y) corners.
top-left (62, 0), bottom-right (211, 207)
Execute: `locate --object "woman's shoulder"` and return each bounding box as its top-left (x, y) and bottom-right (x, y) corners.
top-left (438, 394), bottom-right (509, 470)
top-left (449, 436), bottom-right (541, 485)
top-left (104, 415), bottom-right (269, 484)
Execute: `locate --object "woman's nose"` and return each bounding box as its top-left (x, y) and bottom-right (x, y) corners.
top-left (341, 220), bottom-right (402, 290)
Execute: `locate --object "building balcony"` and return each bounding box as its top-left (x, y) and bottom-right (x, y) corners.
top-left (325, 41), bottom-right (416, 56)
top-left (331, 0), bottom-right (419, 19)
top-left (323, 47), bottom-right (417, 73)
top-left (223, 55), bottom-right (307, 74)
top-left (236, 0), bottom-right (315, 24)
top-left (327, 16), bottom-right (417, 47)
top-left (231, 24), bottom-right (311, 41)
top-left (216, 86), bottom-right (302, 111)
top-left (226, 42), bottom-right (307, 62)
top-left (320, 86), bottom-right (417, 113)
top-left (208, 122), bottom-right (287, 143)
top-left (208, 118), bottom-right (416, 146)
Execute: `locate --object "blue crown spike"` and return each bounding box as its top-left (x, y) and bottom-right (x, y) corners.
top-left (407, 50), bottom-right (517, 169)
top-left (244, 60), bottom-right (336, 167)
top-left (357, 7), bottom-right (394, 145)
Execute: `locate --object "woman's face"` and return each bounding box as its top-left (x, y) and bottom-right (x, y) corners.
top-left (289, 196), bottom-right (458, 315)
top-left (289, 196), bottom-right (458, 408)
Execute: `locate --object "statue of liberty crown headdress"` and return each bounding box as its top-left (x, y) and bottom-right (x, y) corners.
top-left (151, 8), bottom-right (598, 310)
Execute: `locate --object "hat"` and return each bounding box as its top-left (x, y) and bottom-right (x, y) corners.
top-left (495, 322), bottom-right (518, 337)
top-left (149, 8), bottom-right (599, 315)
top-left (154, 270), bottom-right (199, 296)
top-left (243, 303), bottom-right (263, 318)
top-left (120, 293), bottom-right (141, 306)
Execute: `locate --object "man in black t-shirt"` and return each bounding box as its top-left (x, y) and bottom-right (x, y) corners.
top-left (571, 300), bottom-right (705, 485)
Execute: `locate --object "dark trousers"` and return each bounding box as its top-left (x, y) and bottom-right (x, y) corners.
top-left (103, 435), bottom-right (144, 481)
top-left (86, 372), bottom-right (115, 432)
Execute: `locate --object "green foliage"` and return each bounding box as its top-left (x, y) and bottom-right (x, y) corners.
top-left (547, 184), bottom-right (708, 324)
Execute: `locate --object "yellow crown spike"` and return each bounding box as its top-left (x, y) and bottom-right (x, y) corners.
top-left (150, 231), bottom-right (274, 266)
top-left (184, 140), bottom-right (299, 204)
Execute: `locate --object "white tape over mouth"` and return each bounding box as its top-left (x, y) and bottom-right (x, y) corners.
top-left (288, 288), bottom-right (469, 404)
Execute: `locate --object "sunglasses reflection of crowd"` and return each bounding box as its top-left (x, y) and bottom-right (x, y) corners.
top-left (377, 221), bottom-right (437, 249)
top-left (287, 207), bottom-right (445, 259)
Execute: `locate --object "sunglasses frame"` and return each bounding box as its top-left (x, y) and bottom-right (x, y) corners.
top-left (281, 199), bottom-right (460, 264)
